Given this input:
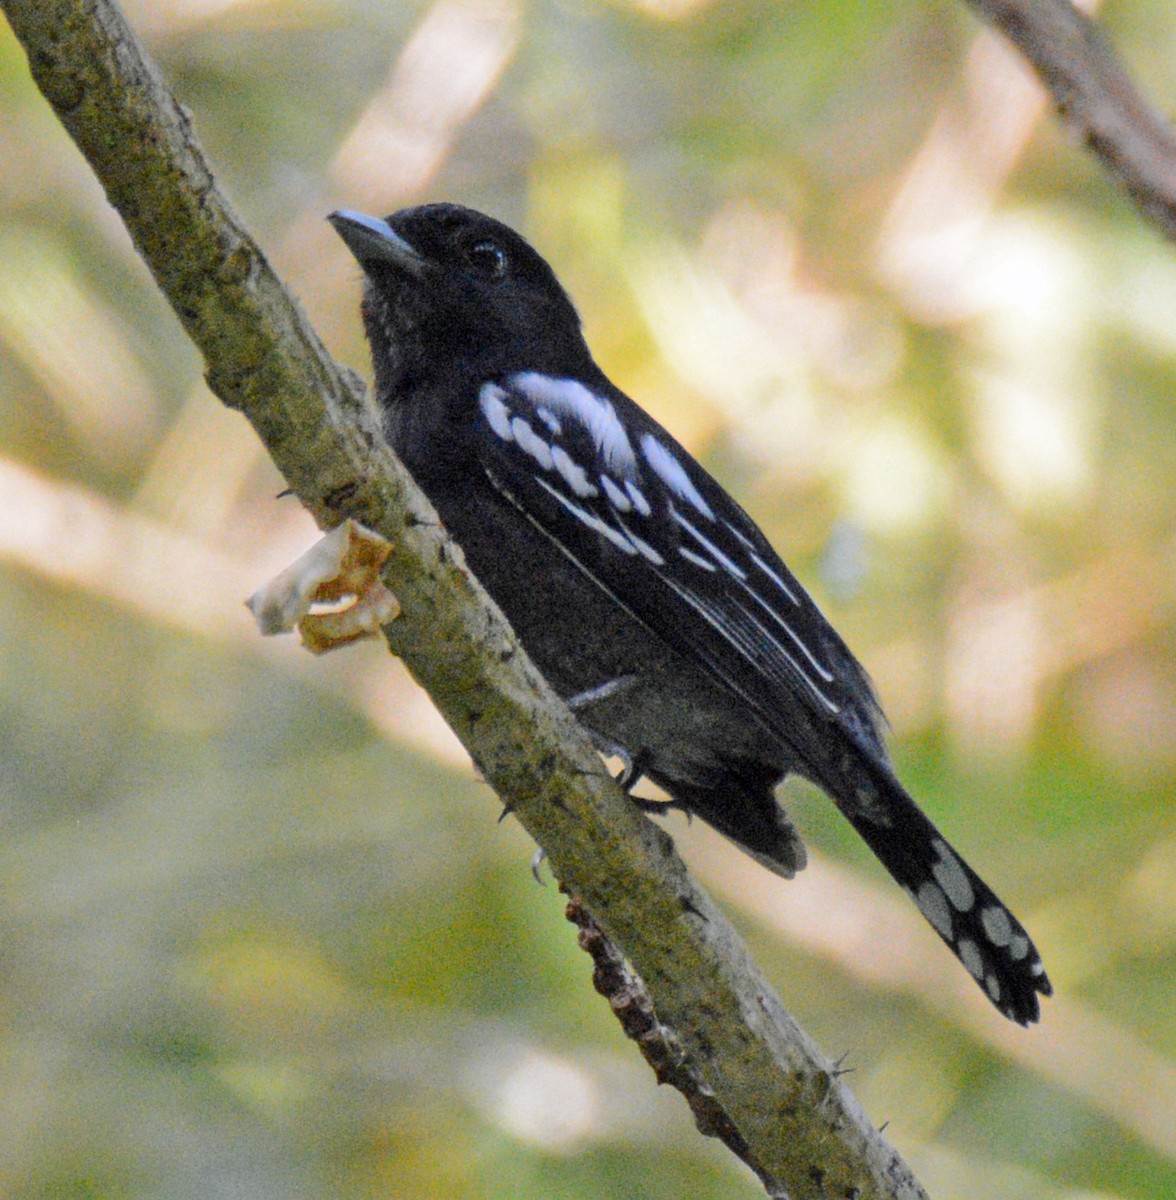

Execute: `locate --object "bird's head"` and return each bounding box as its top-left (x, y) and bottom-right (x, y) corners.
top-left (329, 203), bottom-right (591, 400)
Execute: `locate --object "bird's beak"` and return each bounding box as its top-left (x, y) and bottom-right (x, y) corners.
top-left (328, 209), bottom-right (425, 276)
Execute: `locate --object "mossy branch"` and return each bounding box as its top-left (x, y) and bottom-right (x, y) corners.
top-left (966, 0), bottom-right (1176, 240)
top-left (1, 1), bottom-right (928, 1197)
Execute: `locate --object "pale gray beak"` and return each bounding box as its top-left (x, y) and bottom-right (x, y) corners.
top-left (328, 209), bottom-right (425, 275)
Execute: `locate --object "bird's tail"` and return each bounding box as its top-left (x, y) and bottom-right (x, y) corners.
top-left (832, 754), bottom-right (1052, 1024)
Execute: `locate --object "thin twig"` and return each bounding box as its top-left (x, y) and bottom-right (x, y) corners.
top-left (965, 0), bottom-right (1176, 238)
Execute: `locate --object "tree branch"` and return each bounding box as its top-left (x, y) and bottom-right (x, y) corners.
top-left (0, 1), bottom-right (927, 1197)
top-left (964, 0), bottom-right (1176, 239)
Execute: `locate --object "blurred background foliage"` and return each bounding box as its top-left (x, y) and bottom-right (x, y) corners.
top-left (0, 0), bottom-right (1173, 1197)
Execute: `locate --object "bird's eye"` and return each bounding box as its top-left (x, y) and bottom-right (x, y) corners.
top-left (468, 240), bottom-right (508, 279)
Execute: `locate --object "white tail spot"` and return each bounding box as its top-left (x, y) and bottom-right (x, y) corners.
top-left (981, 905), bottom-right (1013, 947)
top-left (931, 840), bottom-right (975, 912)
top-left (916, 881), bottom-right (953, 939)
top-left (957, 937), bottom-right (985, 980)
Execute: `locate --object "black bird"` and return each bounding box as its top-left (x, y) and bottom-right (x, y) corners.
top-left (329, 203), bottom-right (1052, 1025)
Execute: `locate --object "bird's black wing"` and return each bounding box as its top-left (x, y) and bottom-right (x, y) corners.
top-left (473, 369), bottom-right (886, 772)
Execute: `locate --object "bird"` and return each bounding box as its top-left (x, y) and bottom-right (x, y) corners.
top-left (328, 202), bottom-right (1052, 1025)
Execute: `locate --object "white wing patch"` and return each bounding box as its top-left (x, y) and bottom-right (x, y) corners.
top-left (673, 510), bottom-right (746, 580)
top-left (534, 475), bottom-right (637, 556)
top-left (625, 480), bottom-right (652, 516)
top-left (479, 375), bottom-right (840, 719)
top-left (600, 475), bottom-right (632, 512)
top-left (748, 551), bottom-right (800, 606)
top-left (734, 572), bottom-right (836, 683)
top-left (640, 434), bottom-right (714, 519)
top-left (613, 516), bottom-right (665, 565)
top-left (658, 573), bottom-right (839, 714)
top-left (659, 566), bottom-right (839, 714)
top-left (481, 378), bottom-right (633, 513)
top-left (511, 416), bottom-right (553, 470)
top-left (535, 406), bottom-right (562, 435)
top-left (679, 545), bottom-right (718, 572)
top-left (551, 445), bottom-right (597, 498)
top-left (482, 377), bottom-right (660, 562)
top-left (480, 384), bottom-right (514, 441)
top-left (512, 373), bottom-right (638, 474)
top-left (725, 521), bottom-right (801, 606)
